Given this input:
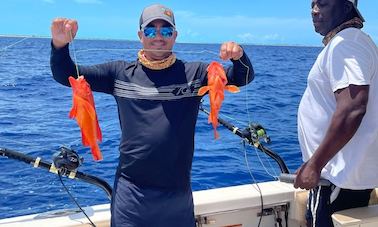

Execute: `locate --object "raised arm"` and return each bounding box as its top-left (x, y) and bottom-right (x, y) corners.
top-left (219, 41), bottom-right (255, 86)
top-left (50, 18), bottom-right (116, 94)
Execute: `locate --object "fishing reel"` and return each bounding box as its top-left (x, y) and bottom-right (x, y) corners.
top-left (53, 146), bottom-right (83, 174)
top-left (241, 123), bottom-right (271, 145)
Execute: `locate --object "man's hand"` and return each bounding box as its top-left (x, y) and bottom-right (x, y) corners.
top-left (294, 160), bottom-right (322, 190)
top-left (219, 41), bottom-right (243, 60)
top-left (51, 18), bottom-right (78, 49)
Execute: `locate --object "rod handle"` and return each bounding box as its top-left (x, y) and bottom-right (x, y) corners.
top-left (279, 173), bottom-right (331, 186)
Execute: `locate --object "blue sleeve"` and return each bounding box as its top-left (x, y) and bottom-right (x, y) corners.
top-left (225, 50), bottom-right (255, 86)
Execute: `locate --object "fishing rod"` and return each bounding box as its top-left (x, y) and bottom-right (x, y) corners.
top-left (198, 105), bottom-right (333, 187)
top-left (0, 147), bottom-right (112, 199)
top-left (199, 104), bottom-right (289, 174)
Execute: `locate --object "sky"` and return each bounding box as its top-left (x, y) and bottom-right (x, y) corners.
top-left (1, 0), bottom-right (378, 46)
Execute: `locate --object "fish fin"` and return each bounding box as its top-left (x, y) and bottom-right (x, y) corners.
top-left (198, 86), bottom-right (209, 96)
top-left (225, 85), bottom-right (240, 93)
top-left (69, 105), bottom-right (77, 119)
top-left (68, 76), bottom-right (76, 87)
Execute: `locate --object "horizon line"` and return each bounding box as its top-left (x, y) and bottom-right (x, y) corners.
top-left (0, 34), bottom-right (322, 48)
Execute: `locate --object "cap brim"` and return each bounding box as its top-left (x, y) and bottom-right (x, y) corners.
top-left (353, 6), bottom-right (365, 22)
top-left (140, 17), bottom-right (175, 29)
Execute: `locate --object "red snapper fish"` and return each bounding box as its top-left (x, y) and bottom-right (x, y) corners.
top-left (68, 76), bottom-right (103, 161)
top-left (198, 61), bottom-right (240, 139)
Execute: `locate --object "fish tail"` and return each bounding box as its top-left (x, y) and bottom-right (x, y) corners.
top-left (207, 114), bottom-right (212, 124)
top-left (213, 128), bottom-right (220, 139)
top-left (91, 144), bottom-right (103, 161)
top-left (211, 114), bottom-right (220, 139)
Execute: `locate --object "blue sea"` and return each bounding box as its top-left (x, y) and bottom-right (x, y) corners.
top-left (0, 37), bottom-right (321, 219)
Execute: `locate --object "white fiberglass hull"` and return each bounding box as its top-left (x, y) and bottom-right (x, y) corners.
top-left (1, 181), bottom-right (378, 227)
top-left (0, 181), bottom-right (307, 227)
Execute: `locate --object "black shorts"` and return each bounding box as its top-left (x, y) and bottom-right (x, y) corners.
top-left (306, 184), bottom-right (372, 227)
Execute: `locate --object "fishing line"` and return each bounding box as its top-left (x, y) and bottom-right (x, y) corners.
top-left (252, 146), bottom-right (279, 179)
top-left (57, 171), bottom-right (96, 227)
top-left (236, 56), bottom-right (282, 179)
top-left (68, 32), bottom-right (80, 78)
top-left (3, 39), bottom-right (274, 224)
top-left (2, 38), bottom-right (264, 172)
top-left (237, 58), bottom-right (253, 124)
top-left (0, 37), bottom-right (30, 52)
top-left (52, 32), bottom-right (100, 224)
top-left (218, 112), bottom-right (247, 128)
top-left (76, 48), bottom-right (220, 56)
top-left (65, 31), bottom-right (104, 151)
top-left (242, 143), bottom-right (263, 227)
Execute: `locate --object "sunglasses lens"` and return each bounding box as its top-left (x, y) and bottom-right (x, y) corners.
top-left (160, 27), bottom-right (174, 38)
top-left (143, 27), bottom-right (156, 38)
top-left (143, 27), bottom-right (174, 39)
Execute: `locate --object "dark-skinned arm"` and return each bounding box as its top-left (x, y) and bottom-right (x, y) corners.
top-left (294, 84), bottom-right (369, 189)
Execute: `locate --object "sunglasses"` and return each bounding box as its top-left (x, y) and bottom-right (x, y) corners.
top-left (143, 27), bottom-right (175, 39)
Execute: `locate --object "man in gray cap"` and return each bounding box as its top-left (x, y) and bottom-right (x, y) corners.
top-left (295, 0), bottom-right (378, 226)
top-left (50, 3), bottom-right (254, 227)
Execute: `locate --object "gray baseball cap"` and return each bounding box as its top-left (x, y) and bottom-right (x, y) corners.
top-left (139, 4), bottom-right (175, 29)
top-left (347, 0), bottom-right (365, 22)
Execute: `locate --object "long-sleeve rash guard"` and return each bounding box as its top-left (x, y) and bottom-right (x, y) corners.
top-left (51, 44), bottom-right (253, 189)
top-left (50, 44), bottom-right (254, 226)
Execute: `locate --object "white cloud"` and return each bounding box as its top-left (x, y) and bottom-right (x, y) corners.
top-left (261, 34), bottom-right (282, 41)
top-left (174, 10), bottom-right (312, 44)
top-left (237, 33), bottom-right (284, 44)
top-left (237, 33), bottom-right (258, 44)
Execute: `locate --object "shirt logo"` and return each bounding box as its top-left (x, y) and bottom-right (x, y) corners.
top-left (113, 79), bottom-right (201, 101)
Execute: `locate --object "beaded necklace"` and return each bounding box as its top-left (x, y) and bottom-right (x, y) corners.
top-left (137, 49), bottom-right (176, 70)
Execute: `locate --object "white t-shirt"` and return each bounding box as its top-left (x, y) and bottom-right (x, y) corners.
top-left (298, 28), bottom-right (378, 189)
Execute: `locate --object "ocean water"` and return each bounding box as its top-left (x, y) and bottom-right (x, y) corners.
top-left (0, 37), bottom-right (321, 219)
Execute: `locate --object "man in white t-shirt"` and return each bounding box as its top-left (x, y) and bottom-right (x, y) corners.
top-left (294, 0), bottom-right (378, 226)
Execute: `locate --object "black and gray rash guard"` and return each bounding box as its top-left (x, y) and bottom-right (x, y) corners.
top-left (50, 43), bottom-right (254, 226)
top-left (51, 44), bottom-right (253, 189)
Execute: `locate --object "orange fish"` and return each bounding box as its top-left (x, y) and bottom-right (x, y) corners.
top-left (198, 61), bottom-right (240, 139)
top-left (68, 76), bottom-right (103, 161)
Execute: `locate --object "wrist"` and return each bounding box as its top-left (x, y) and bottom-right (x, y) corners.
top-left (52, 39), bottom-right (67, 49)
top-left (306, 157), bottom-right (325, 173)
